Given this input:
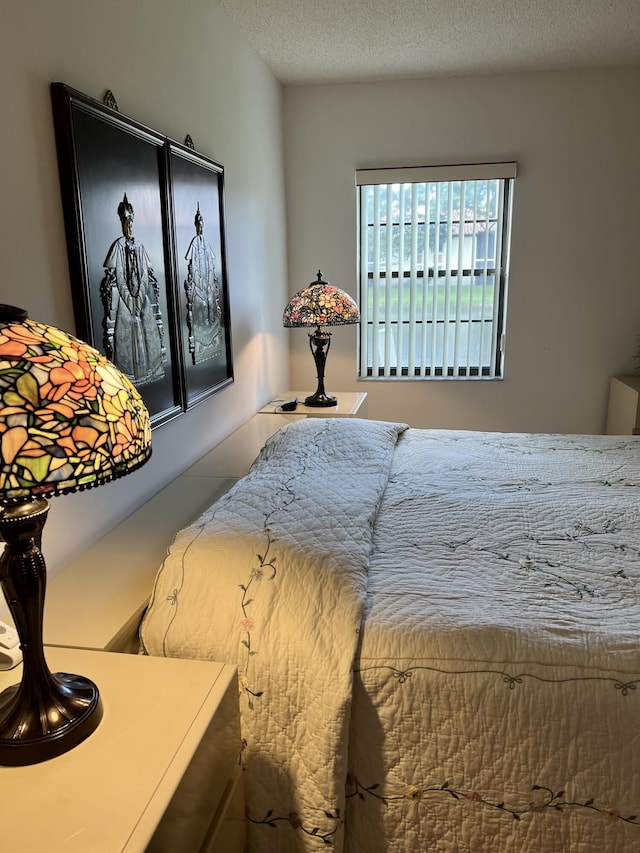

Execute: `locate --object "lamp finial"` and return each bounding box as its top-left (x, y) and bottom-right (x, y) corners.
top-left (0, 305), bottom-right (28, 323)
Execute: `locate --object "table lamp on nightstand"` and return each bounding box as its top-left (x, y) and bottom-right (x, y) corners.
top-left (283, 270), bottom-right (360, 407)
top-left (0, 305), bottom-right (152, 766)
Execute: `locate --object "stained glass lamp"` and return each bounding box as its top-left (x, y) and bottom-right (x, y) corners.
top-left (0, 304), bottom-right (152, 765)
top-left (283, 270), bottom-right (360, 407)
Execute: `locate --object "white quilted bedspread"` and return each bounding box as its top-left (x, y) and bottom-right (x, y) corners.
top-left (141, 421), bottom-right (640, 852)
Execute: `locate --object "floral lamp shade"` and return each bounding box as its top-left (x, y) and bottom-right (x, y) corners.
top-left (0, 305), bottom-right (151, 502)
top-left (283, 270), bottom-right (360, 329)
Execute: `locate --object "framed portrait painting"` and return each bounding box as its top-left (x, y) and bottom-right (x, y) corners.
top-left (50, 83), bottom-right (183, 428)
top-left (167, 141), bottom-right (233, 408)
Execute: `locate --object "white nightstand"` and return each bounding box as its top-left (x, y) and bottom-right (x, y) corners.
top-left (606, 375), bottom-right (640, 435)
top-left (0, 648), bottom-right (245, 853)
top-left (260, 391), bottom-right (368, 418)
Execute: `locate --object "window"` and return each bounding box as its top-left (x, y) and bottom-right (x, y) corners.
top-left (356, 162), bottom-right (516, 379)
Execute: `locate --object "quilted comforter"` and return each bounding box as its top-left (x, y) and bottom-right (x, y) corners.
top-left (140, 418), bottom-right (640, 852)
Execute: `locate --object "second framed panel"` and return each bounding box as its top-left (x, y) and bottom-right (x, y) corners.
top-left (168, 142), bottom-right (233, 409)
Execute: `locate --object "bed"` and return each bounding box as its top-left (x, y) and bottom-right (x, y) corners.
top-left (140, 417), bottom-right (640, 852)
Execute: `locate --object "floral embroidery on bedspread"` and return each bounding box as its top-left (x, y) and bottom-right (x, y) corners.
top-left (146, 425), bottom-right (314, 706)
top-left (237, 468), bottom-right (298, 710)
top-left (378, 486), bottom-right (640, 602)
top-left (248, 806), bottom-right (343, 846)
top-left (346, 777), bottom-right (639, 826)
top-left (355, 662), bottom-right (640, 694)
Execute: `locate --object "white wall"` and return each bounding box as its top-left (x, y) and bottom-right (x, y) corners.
top-left (0, 0), bottom-right (289, 574)
top-left (283, 68), bottom-right (640, 433)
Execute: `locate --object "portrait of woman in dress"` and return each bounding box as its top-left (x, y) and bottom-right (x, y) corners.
top-left (183, 203), bottom-right (222, 365)
top-left (100, 193), bottom-right (167, 386)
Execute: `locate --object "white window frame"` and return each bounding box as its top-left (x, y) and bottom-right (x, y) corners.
top-left (356, 162), bottom-right (516, 379)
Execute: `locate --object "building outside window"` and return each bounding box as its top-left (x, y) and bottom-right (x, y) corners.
top-left (356, 162), bottom-right (516, 379)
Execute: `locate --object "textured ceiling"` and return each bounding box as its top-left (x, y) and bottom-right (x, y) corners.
top-left (216, 0), bottom-right (640, 85)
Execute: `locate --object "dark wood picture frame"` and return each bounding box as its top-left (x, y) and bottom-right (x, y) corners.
top-left (50, 83), bottom-right (235, 427)
top-left (166, 141), bottom-right (233, 408)
top-left (50, 83), bottom-right (183, 428)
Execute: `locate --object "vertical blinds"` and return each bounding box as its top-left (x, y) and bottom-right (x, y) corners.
top-left (356, 163), bottom-right (516, 379)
